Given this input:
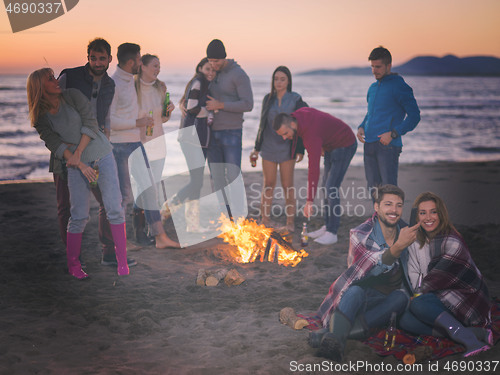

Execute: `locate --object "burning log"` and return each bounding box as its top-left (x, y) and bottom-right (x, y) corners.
top-left (205, 269), bottom-right (229, 286)
top-left (279, 307), bottom-right (309, 330)
top-left (224, 269), bottom-right (245, 286)
top-left (216, 214), bottom-right (308, 267)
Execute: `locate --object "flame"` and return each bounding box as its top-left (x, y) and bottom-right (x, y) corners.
top-left (217, 214), bottom-right (308, 267)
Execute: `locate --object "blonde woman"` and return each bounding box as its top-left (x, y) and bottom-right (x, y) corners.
top-left (134, 54), bottom-right (179, 248)
top-left (28, 68), bottom-right (129, 279)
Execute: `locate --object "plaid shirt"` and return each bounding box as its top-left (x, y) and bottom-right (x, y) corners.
top-left (421, 232), bottom-right (491, 326)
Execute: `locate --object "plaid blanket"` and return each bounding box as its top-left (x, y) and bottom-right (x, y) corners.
top-left (422, 232), bottom-right (491, 326)
top-left (300, 298), bottom-right (500, 362)
top-left (366, 297), bottom-right (500, 361)
top-left (306, 214), bottom-right (389, 328)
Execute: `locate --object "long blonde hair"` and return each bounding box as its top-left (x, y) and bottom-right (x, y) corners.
top-left (134, 54), bottom-right (164, 107)
top-left (27, 68), bottom-right (55, 126)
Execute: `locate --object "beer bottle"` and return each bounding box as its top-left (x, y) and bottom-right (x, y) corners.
top-left (162, 92), bottom-right (170, 117)
top-left (301, 222), bottom-right (309, 247)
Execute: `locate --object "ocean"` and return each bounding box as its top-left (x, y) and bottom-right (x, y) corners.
top-left (1, 73), bottom-right (500, 181)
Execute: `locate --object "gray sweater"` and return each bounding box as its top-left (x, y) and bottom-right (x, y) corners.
top-left (35, 89), bottom-right (112, 174)
top-left (209, 59), bottom-right (253, 130)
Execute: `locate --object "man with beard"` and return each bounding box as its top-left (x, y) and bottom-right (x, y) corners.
top-left (306, 185), bottom-right (419, 362)
top-left (109, 42), bottom-right (155, 245)
top-left (55, 38), bottom-right (136, 267)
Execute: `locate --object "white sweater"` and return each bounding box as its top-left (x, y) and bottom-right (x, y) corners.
top-left (109, 66), bottom-right (140, 143)
top-left (138, 79), bottom-right (165, 143)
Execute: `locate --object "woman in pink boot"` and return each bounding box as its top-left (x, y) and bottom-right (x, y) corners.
top-left (27, 68), bottom-right (129, 279)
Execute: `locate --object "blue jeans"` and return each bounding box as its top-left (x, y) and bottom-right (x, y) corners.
top-left (112, 141), bottom-right (142, 209)
top-left (67, 152), bottom-right (124, 233)
top-left (336, 285), bottom-right (408, 328)
top-left (399, 293), bottom-right (448, 336)
top-left (177, 142), bottom-right (208, 202)
top-left (323, 141), bottom-right (357, 234)
top-left (363, 141), bottom-right (402, 193)
top-left (207, 129), bottom-right (242, 192)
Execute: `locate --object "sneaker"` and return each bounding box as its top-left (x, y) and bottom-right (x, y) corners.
top-left (308, 225), bottom-right (327, 239)
top-left (314, 231), bottom-right (338, 245)
top-left (101, 256), bottom-right (138, 267)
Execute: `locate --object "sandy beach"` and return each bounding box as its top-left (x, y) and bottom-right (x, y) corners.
top-left (0, 161), bottom-right (499, 375)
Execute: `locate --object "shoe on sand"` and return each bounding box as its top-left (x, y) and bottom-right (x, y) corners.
top-left (314, 231), bottom-right (338, 245)
top-left (308, 225), bottom-right (326, 239)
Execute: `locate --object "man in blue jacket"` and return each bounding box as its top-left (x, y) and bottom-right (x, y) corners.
top-left (357, 46), bottom-right (420, 195)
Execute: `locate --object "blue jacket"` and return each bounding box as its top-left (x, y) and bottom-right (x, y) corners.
top-left (359, 74), bottom-right (420, 147)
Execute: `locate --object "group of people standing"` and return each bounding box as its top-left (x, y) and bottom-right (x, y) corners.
top-left (26, 38), bottom-right (423, 277)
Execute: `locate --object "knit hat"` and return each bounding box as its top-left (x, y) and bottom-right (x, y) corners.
top-left (206, 39), bottom-right (226, 59)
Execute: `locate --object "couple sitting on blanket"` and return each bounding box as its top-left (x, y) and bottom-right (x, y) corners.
top-left (306, 185), bottom-right (492, 362)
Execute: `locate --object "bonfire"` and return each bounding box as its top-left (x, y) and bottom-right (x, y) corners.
top-left (217, 214), bottom-right (308, 267)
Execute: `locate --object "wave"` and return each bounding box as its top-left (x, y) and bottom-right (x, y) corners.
top-left (467, 147), bottom-right (500, 154)
top-left (0, 86), bottom-right (24, 91)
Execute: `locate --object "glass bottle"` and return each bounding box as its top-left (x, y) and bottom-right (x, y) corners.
top-left (384, 312), bottom-right (397, 351)
top-left (89, 164), bottom-right (99, 188)
top-left (300, 222), bottom-right (309, 247)
top-left (413, 273), bottom-right (423, 298)
top-left (162, 92), bottom-right (170, 117)
top-left (146, 110), bottom-right (153, 136)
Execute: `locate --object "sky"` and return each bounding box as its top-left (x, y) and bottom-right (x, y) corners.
top-left (1, 0), bottom-right (500, 76)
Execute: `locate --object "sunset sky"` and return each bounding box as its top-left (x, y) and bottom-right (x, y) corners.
top-left (1, 0), bottom-right (500, 76)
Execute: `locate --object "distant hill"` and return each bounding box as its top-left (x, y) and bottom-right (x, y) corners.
top-left (299, 55), bottom-right (500, 76)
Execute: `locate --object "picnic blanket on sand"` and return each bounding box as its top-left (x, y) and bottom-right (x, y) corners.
top-left (298, 297), bottom-right (500, 362)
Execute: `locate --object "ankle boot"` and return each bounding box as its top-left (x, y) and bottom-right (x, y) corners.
top-left (110, 223), bottom-right (129, 276)
top-left (133, 209), bottom-right (154, 246)
top-left (318, 310), bottom-right (352, 362)
top-left (348, 314), bottom-right (369, 340)
top-left (434, 311), bottom-right (490, 357)
top-left (66, 232), bottom-right (88, 280)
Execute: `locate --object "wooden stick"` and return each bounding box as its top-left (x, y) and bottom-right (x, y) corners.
top-left (279, 307), bottom-right (309, 330)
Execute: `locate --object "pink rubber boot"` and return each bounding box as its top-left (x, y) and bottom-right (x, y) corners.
top-left (110, 223), bottom-right (129, 276)
top-left (66, 232), bottom-right (89, 280)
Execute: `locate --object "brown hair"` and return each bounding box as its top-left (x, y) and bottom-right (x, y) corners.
top-left (413, 192), bottom-right (458, 247)
top-left (26, 68), bottom-right (55, 126)
top-left (372, 184), bottom-right (405, 204)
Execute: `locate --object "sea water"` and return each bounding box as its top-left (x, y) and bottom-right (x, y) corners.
top-left (1, 73), bottom-right (499, 181)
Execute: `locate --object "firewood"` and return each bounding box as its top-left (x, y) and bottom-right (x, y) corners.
top-left (224, 269), bottom-right (245, 286)
top-left (196, 269), bottom-right (208, 286)
top-left (205, 268), bottom-right (229, 286)
top-left (279, 307), bottom-right (309, 330)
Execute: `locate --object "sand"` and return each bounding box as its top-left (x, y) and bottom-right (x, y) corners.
top-left (0, 161), bottom-right (499, 375)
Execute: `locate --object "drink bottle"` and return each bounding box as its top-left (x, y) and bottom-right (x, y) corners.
top-left (300, 222), bottom-right (309, 247)
top-left (413, 273), bottom-right (423, 298)
top-left (384, 312), bottom-right (397, 351)
top-left (162, 92), bottom-right (170, 117)
top-left (250, 153), bottom-right (258, 167)
top-left (89, 164), bottom-right (99, 188)
top-left (146, 110), bottom-right (153, 136)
